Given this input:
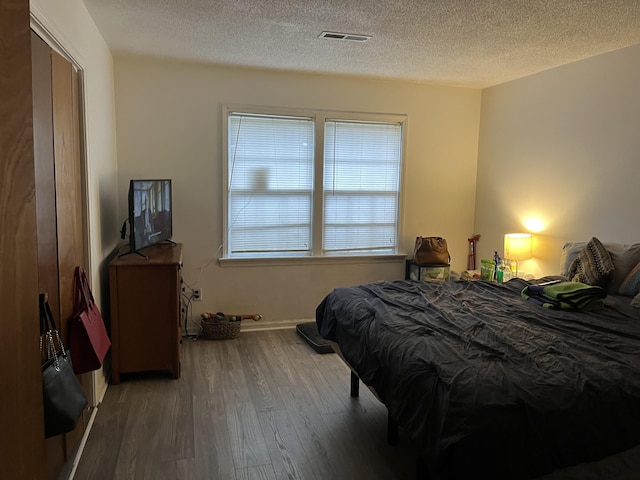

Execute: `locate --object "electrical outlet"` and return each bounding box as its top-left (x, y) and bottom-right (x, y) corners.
top-left (193, 288), bottom-right (202, 301)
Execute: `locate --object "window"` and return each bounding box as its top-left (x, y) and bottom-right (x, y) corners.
top-left (224, 107), bottom-right (404, 260)
top-left (227, 113), bottom-right (314, 257)
top-left (323, 120), bottom-right (402, 255)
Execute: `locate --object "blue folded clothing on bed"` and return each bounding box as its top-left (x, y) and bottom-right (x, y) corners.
top-left (521, 281), bottom-right (607, 311)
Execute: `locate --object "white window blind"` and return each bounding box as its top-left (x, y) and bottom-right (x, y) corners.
top-left (228, 113), bottom-right (314, 257)
top-left (323, 120), bottom-right (402, 255)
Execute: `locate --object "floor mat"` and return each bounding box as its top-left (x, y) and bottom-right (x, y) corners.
top-left (296, 322), bottom-right (334, 354)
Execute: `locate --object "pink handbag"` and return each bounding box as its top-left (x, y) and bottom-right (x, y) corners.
top-left (69, 266), bottom-right (111, 374)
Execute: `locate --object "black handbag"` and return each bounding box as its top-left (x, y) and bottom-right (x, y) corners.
top-left (40, 293), bottom-right (88, 438)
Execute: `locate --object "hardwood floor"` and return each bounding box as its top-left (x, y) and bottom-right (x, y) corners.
top-left (75, 329), bottom-right (416, 480)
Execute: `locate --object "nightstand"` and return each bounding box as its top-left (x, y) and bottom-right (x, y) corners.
top-left (405, 260), bottom-right (450, 282)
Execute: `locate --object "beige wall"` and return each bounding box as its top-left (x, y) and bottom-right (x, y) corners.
top-left (475, 44), bottom-right (640, 278)
top-left (27, 0), bottom-right (640, 330)
top-left (113, 56), bottom-right (481, 324)
top-left (31, 0), bottom-right (119, 402)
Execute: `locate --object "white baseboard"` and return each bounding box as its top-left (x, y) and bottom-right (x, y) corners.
top-left (67, 406), bottom-right (98, 480)
top-left (183, 318), bottom-right (313, 336)
top-left (241, 318), bottom-right (311, 332)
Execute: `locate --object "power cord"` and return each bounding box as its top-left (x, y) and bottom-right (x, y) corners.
top-left (181, 283), bottom-right (202, 340)
top-left (120, 219), bottom-right (128, 239)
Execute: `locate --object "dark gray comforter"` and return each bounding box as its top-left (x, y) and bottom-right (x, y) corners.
top-left (315, 278), bottom-right (640, 480)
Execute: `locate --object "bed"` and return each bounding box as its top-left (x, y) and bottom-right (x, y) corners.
top-left (315, 239), bottom-right (640, 480)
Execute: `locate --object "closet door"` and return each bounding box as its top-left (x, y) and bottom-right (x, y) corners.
top-left (32, 31), bottom-right (66, 479)
top-left (0, 2), bottom-right (46, 478)
top-left (32, 31), bottom-right (89, 478)
top-left (51, 45), bottom-right (90, 460)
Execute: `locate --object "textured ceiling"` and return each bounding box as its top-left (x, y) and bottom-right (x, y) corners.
top-left (82, 0), bottom-right (640, 88)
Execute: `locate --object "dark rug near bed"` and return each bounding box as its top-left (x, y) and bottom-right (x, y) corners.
top-left (296, 322), bottom-right (334, 354)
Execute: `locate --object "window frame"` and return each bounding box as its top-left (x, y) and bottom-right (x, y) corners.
top-left (220, 104), bottom-right (408, 266)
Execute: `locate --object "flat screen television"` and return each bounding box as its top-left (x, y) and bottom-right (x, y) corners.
top-left (128, 179), bottom-right (173, 252)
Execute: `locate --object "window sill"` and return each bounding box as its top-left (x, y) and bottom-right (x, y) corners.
top-left (218, 253), bottom-right (407, 268)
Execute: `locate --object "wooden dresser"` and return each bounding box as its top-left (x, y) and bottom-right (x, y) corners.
top-left (109, 243), bottom-right (182, 384)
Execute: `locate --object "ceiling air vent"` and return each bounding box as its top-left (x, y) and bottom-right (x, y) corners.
top-left (319, 31), bottom-right (371, 42)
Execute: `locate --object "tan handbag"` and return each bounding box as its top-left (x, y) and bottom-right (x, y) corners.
top-left (413, 236), bottom-right (450, 266)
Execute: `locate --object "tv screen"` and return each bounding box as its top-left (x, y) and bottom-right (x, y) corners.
top-left (128, 179), bottom-right (172, 252)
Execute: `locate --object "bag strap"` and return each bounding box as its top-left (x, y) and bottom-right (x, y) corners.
top-left (39, 293), bottom-right (60, 332)
top-left (74, 266), bottom-right (95, 313)
top-left (74, 266), bottom-right (88, 311)
top-left (82, 268), bottom-right (95, 305)
top-left (39, 293), bottom-right (49, 336)
top-left (39, 293), bottom-right (67, 364)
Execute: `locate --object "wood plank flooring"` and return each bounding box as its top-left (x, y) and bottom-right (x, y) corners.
top-left (75, 329), bottom-right (416, 480)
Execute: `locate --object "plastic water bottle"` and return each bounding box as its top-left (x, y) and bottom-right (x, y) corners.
top-left (501, 261), bottom-right (511, 281)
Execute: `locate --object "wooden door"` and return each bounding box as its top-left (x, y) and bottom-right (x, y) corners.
top-left (32, 31), bottom-right (67, 478)
top-left (51, 45), bottom-right (91, 461)
top-left (0, 1), bottom-right (47, 478)
top-left (31, 31), bottom-right (89, 478)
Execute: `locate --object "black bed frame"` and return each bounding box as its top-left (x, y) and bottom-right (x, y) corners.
top-left (332, 339), bottom-right (432, 479)
top-left (349, 371), bottom-right (434, 480)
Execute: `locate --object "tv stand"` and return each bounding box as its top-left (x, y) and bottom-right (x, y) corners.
top-left (117, 240), bottom-right (177, 259)
top-left (109, 243), bottom-right (183, 384)
top-left (117, 248), bottom-right (148, 260)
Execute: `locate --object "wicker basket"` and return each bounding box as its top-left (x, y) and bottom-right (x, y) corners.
top-left (201, 315), bottom-right (241, 340)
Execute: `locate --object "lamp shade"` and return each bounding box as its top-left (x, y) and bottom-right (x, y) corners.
top-left (504, 233), bottom-right (532, 261)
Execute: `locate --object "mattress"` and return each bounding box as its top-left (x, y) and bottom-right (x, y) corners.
top-left (316, 278), bottom-right (640, 479)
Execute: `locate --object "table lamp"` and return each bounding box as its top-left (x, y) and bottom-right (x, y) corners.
top-left (504, 233), bottom-right (532, 278)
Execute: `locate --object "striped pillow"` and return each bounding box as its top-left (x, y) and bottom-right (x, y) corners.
top-left (619, 261), bottom-right (640, 297)
top-left (567, 237), bottom-right (614, 287)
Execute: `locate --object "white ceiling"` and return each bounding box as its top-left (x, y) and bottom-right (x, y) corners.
top-left (82, 0), bottom-right (640, 88)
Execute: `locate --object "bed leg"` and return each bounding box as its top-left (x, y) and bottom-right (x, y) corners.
top-left (387, 412), bottom-right (399, 445)
top-left (350, 371), bottom-right (360, 397)
top-left (416, 455), bottom-right (427, 480)
top-left (416, 453), bottom-right (437, 480)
